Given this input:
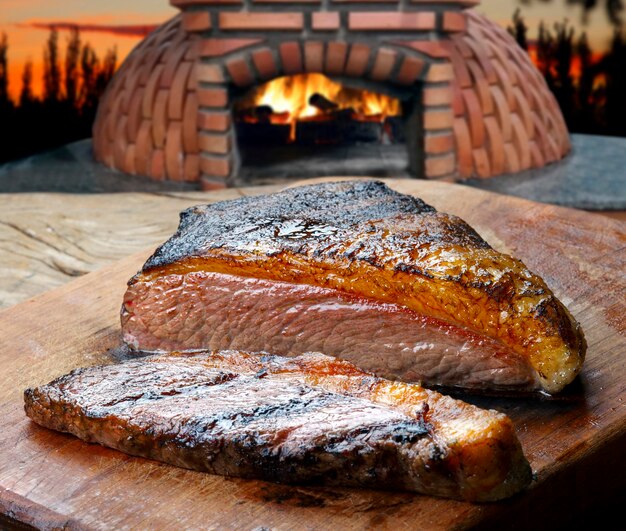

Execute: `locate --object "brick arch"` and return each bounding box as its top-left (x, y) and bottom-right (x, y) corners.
top-left (93, 4), bottom-right (571, 188)
top-left (196, 38), bottom-right (448, 185)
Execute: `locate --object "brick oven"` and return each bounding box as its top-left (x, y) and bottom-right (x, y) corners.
top-left (93, 0), bottom-right (571, 189)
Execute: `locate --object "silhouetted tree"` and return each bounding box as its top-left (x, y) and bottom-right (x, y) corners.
top-left (0, 28), bottom-right (119, 164)
top-left (603, 29), bottom-right (626, 136)
top-left (43, 28), bottom-right (61, 103)
top-left (575, 32), bottom-right (596, 130)
top-left (65, 27), bottom-right (80, 107)
top-left (536, 21), bottom-right (555, 86)
top-left (19, 60), bottom-right (34, 107)
top-left (508, 9), bottom-right (529, 50)
top-left (518, 0), bottom-right (624, 26)
top-left (0, 33), bottom-right (10, 109)
top-left (553, 21), bottom-right (576, 125)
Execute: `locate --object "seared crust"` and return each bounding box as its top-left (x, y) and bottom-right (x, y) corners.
top-left (132, 181), bottom-right (586, 394)
top-left (24, 350), bottom-right (532, 502)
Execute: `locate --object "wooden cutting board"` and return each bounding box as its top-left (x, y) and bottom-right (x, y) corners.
top-left (0, 179), bottom-right (624, 530)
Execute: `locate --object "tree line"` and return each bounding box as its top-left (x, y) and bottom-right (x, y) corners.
top-left (0, 28), bottom-right (117, 164)
top-left (509, 9), bottom-right (626, 137)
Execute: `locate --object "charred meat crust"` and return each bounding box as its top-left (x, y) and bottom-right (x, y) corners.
top-left (23, 350), bottom-right (532, 502)
top-left (128, 181), bottom-right (585, 394)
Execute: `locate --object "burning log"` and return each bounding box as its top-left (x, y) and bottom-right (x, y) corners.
top-left (235, 105), bottom-right (290, 125)
top-left (309, 93), bottom-right (339, 113)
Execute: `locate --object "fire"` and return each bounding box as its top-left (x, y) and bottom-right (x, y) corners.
top-left (235, 73), bottom-right (401, 126)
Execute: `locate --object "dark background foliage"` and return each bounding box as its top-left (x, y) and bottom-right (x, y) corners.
top-left (0, 0), bottom-right (624, 164)
top-left (0, 28), bottom-right (116, 164)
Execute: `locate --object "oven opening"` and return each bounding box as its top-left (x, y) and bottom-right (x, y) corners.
top-left (233, 73), bottom-right (422, 183)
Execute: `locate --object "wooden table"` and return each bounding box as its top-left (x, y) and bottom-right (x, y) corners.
top-left (0, 178), bottom-right (624, 530)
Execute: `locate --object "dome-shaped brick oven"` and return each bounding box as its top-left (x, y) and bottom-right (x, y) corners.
top-left (93, 2), bottom-right (570, 189)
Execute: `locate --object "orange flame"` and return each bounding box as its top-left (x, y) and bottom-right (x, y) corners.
top-left (236, 73), bottom-right (401, 124)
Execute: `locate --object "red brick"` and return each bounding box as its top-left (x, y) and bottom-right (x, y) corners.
top-left (182, 11), bottom-right (212, 32)
top-left (449, 48), bottom-right (472, 87)
top-left (127, 86), bottom-right (145, 140)
top-left (134, 120), bottom-right (153, 176)
top-left (219, 12), bottom-right (303, 31)
top-left (312, 12), bottom-right (340, 31)
top-left (395, 56), bottom-right (424, 85)
top-left (168, 61), bottom-right (193, 120)
top-left (200, 155), bottom-right (231, 177)
top-left (424, 109), bottom-right (454, 131)
top-left (198, 132), bottom-right (231, 154)
top-left (150, 149), bottom-right (166, 181)
top-left (463, 36), bottom-right (497, 84)
top-left (183, 154), bottom-right (200, 182)
top-left (225, 57), bottom-right (254, 86)
top-left (151, 90), bottom-right (168, 148)
top-left (452, 83), bottom-right (465, 116)
top-left (349, 12), bottom-right (436, 32)
top-left (425, 154), bottom-right (455, 178)
top-left (197, 87), bottom-right (228, 108)
top-left (196, 63), bottom-right (225, 83)
top-left (511, 113), bottom-right (532, 170)
top-left (199, 38), bottom-right (263, 58)
top-left (425, 63), bottom-right (453, 82)
top-left (425, 133), bottom-right (454, 154)
top-left (279, 42), bottom-right (303, 74)
top-left (200, 176), bottom-right (228, 191)
top-left (423, 86), bottom-right (453, 106)
top-left (461, 88), bottom-right (485, 148)
top-left (123, 144), bottom-right (136, 175)
top-left (442, 12), bottom-right (466, 33)
top-left (393, 40), bottom-right (451, 59)
top-left (252, 48), bottom-right (278, 80)
top-left (182, 93), bottom-right (199, 153)
top-left (529, 141), bottom-right (545, 169)
top-left (490, 85), bottom-right (512, 142)
top-left (159, 42), bottom-right (189, 88)
top-left (198, 110), bottom-right (230, 132)
top-left (370, 48), bottom-right (397, 82)
top-left (165, 122), bottom-right (183, 181)
top-left (484, 116), bottom-right (505, 175)
top-left (185, 36), bottom-right (201, 62)
top-left (503, 143), bottom-right (520, 173)
top-left (345, 44), bottom-right (370, 77)
top-left (325, 42), bottom-right (348, 76)
top-left (304, 41), bottom-right (324, 72)
top-left (472, 147), bottom-right (491, 178)
top-left (453, 118), bottom-right (473, 178)
top-left (465, 59), bottom-right (493, 115)
top-left (513, 87), bottom-right (535, 139)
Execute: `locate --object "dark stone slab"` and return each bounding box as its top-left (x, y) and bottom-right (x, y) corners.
top-left (0, 135), bottom-right (624, 212)
top-left (0, 140), bottom-right (197, 194)
top-left (463, 134), bottom-right (626, 211)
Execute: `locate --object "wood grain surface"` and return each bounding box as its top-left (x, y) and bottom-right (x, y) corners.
top-left (0, 178), bottom-right (624, 530)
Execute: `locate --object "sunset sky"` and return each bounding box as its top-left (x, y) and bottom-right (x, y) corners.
top-left (0, 0), bottom-right (619, 101)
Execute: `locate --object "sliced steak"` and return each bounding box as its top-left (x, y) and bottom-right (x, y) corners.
top-left (24, 350), bottom-right (532, 502)
top-left (122, 180), bottom-right (586, 394)
top-left (123, 271), bottom-right (539, 392)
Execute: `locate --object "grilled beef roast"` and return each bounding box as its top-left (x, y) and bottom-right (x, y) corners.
top-left (24, 350), bottom-right (532, 501)
top-left (122, 181), bottom-right (586, 394)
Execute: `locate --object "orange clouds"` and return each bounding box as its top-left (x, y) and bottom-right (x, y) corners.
top-left (20, 21), bottom-right (158, 38)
